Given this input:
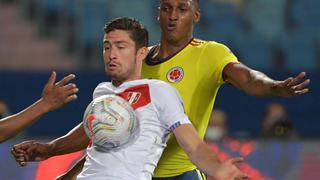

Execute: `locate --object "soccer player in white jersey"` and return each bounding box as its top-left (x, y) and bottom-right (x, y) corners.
top-left (12, 17), bottom-right (248, 180)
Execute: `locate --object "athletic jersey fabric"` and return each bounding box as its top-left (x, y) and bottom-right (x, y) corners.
top-left (142, 39), bottom-right (238, 177)
top-left (77, 79), bottom-right (191, 180)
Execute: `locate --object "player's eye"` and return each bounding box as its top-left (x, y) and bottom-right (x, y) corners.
top-left (117, 45), bottom-right (125, 50)
top-left (179, 5), bottom-right (188, 12)
top-left (161, 6), bottom-right (170, 12)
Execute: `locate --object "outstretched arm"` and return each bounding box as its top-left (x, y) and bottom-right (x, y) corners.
top-left (173, 124), bottom-right (247, 180)
top-left (0, 72), bottom-right (78, 143)
top-left (11, 123), bottom-right (89, 166)
top-left (48, 123), bottom-right (89, 157)
top-left (224, 63), bottom-right (310, 97)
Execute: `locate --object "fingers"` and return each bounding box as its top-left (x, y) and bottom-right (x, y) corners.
top-left (64, 83), bottom-right (77, 91)
top-left (282, 77), bottom-right (293, 87)
top-left (58, 74), bottom-right (78, 100)
top-left (56, 74), bottom-right (76, 87)
top-left (16, 154), bottom-right (28, 166)
top-left (11, 147), bottom-right (27, 166)
top-left (64, 84), bottom-right (79, 103)
top-left (42, 73), bottom-right (79, 111)
top-left (11, 140), bottom-right (37, 166)
top-left (47, 71), bottom-right (57, 86)
top-left (294, 88), bottom-right (309, 96)
top-left (64, 94), bottom-right (78, 104)
top-left (12, 140), bottom-right (35, 152)
top-left (292, 79), bottom-right (310, 91)
top-left (287, 72), bottom-right (306, 87)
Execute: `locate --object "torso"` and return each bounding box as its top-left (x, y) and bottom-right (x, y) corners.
top-left (142, 38), bottom-right (238, 177)
top-left (77, 79), bottom-right (190, 180)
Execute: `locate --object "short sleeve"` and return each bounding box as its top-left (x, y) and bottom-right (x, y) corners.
top-left (151, 81), bottom-right (191, 131)
top-left (92, 82), bottom-right (110, 99)
top-left (202, 42), bottom-right (238, 85)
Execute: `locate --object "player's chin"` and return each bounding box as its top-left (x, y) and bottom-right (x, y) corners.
top-left (106, 68), bottom-right (119, 76)
top-left (108, 72), bottom-right (124, 81)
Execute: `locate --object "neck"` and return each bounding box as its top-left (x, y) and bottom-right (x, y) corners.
top-left (111, 74), bottom-right (141, 87)
top-left (158, 36), bottom-right (193, 59)
top-left (111, 80), bottom-right (124, 87)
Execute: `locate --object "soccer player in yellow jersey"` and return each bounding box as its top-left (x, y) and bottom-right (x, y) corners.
top-left (143, 0), bottom-right (309, 179)
top-left (143, 40), bottom-right (238, 179)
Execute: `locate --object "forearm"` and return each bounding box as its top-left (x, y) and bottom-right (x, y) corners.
top-left (174, 124), bottom-right (220, 176)
top-left (188, 142), bottom-right (220, 177)
top-left (0, 99), bottom-right (48, 143)
top-left (225, 63), bottom-right (276, 96)
top-left (243, 70), bottom-right (276, 96)
top-left (47, 123), bottom-right (89, 157)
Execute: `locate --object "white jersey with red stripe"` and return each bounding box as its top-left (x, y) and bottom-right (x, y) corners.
top-left (77, 79), bottom-right (191, 180)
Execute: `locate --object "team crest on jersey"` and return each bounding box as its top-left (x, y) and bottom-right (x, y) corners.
top-left (167, 67), bottom-right (184, 83)
top-left (126, 92), bottom-right (141, 105)
top-left (117, 84), bottom-right (151, 110)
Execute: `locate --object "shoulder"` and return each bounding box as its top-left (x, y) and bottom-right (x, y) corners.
top-left (147, 80), bottom-right (178, 96)
top-left (191, 38), bottom-right (231, 51)
top-left (93, 82), bottom-right (112, 98)
top-left (94, 82), bottom-right (111, 90)
top-left (148, 79), bottom-right (174, 89)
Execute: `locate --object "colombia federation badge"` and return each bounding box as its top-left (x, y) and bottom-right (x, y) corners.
top-left (167, 67), bottom-right (184, 83)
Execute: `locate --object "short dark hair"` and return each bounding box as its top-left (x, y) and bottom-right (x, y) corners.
top-left (194, 0), bottom-right (200, 9)
top-left (159, 0), bottom-right (200, 10)
top-left (104, 17), bottom-right (149, 50)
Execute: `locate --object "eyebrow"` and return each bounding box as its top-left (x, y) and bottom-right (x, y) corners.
top-left (103, 40), bottom-right (129, 45)
top-left (161, 1), bottom-right (190, 7)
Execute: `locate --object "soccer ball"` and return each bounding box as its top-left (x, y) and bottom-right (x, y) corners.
top-left (83, 94), bottom-right (137, 151)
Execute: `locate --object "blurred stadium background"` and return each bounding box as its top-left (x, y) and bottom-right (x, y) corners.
top-left (0, 0), bottom-right (319, 179)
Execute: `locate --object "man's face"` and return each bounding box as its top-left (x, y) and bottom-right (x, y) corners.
top-left (103, 30), bottom-right (138, 82)
top-left (159, 0), bottom-right (200, 42)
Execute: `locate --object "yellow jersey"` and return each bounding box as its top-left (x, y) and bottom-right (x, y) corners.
top-left (142, 39), bottom-right (238, 177)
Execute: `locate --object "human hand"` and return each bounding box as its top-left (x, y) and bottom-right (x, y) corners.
top-left (212, 157), bottom-right (248, 180)
top-left (41, 71), bottom-right (79, 112)
top-left (11, 140), bottom-right (52, 166)
top-left (272, 72), bottom-right (310, 97)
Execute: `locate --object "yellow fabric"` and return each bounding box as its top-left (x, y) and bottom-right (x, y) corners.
top-left (142, 39), bottom-right (238, 177)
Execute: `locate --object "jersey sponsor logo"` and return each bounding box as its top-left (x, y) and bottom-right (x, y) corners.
top-left (117, 84), bottom-right (151, 110)
top-left (167, 67), bottom-right (184, 83)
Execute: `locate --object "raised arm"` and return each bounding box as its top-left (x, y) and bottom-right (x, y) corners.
top-left (173, 124), bottom-right (247, 180)
top-left (224, 62), bottom-right (310, 97)
top-left (0, 72), bottom-right (78, 143)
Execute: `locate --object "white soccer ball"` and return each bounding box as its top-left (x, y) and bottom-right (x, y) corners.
top-left (83, 94), bottom-right (137, 151)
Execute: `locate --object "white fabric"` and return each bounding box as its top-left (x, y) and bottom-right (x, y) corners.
top-left (77, 79), bottom-right (190, 180)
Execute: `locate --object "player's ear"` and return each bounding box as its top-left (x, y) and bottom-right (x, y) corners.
top-left (194, 9), bottom-right (200, 23)
top-left (137, 47), bottom-right (149, 62)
